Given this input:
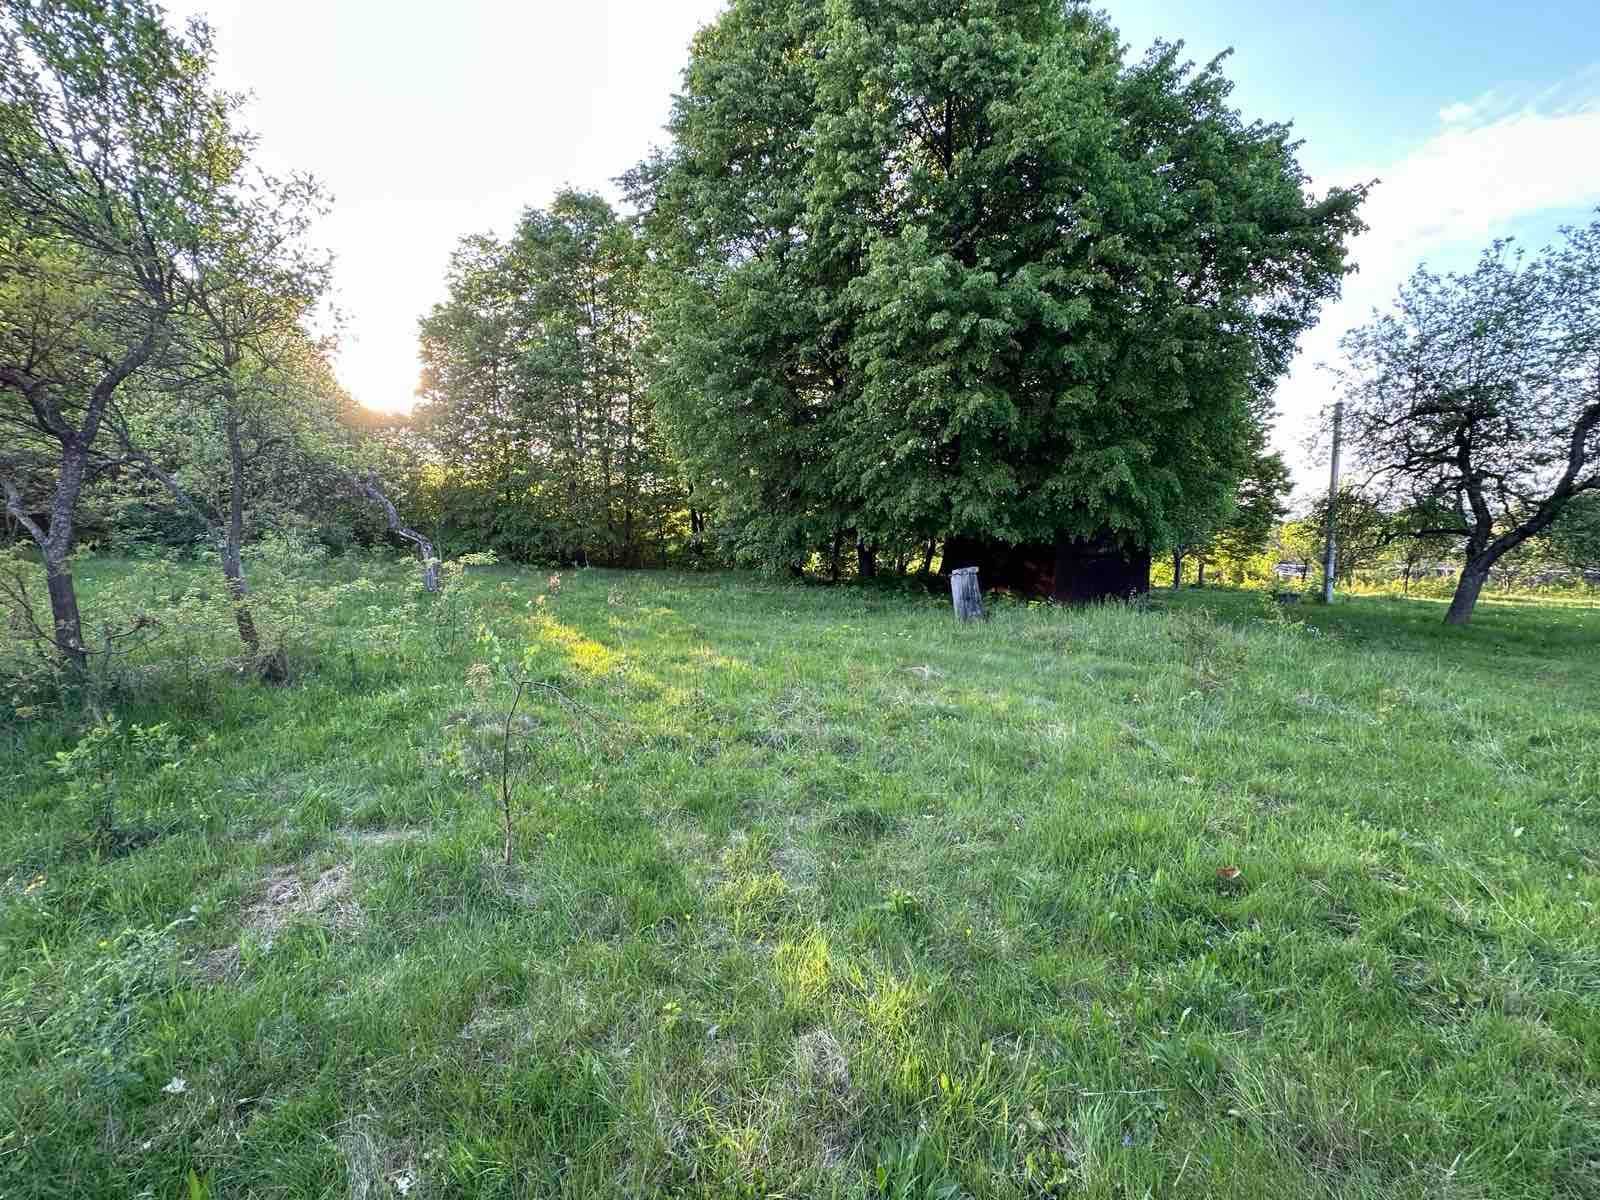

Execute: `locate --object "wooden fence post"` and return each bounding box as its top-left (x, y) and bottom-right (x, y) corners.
top-left (950, 566), bottom-right (984, 621)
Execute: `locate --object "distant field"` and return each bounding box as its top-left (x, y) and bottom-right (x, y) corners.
top-left (2, 560), bottom-right (1598, 1198)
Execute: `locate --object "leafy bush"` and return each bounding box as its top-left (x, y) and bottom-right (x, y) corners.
top-left (52, 716), bottom-right (189, 852)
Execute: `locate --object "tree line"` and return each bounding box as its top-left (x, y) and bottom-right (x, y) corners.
top-left (413, 190), bottom-right (686, 567)
top-left (415, 0), bottom-right (1598, 622)
top-left (4, 0), bottom-right (1597, 675)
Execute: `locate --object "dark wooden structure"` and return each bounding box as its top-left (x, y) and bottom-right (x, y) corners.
top-left (942, 532), bottom-right (1151, 604)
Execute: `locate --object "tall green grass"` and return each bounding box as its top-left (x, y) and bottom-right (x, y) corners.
top-left (2, 560), bottom-right (1596, 1198)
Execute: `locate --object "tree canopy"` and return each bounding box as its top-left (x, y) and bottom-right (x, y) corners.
top-left (0, 0), bottom-right (250, 663)
top-left (416, 190), bottom-right (685, 566)
top-left (636, 0), bottom-right (1366, 582)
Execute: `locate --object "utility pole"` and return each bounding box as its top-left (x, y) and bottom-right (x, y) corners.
top-left (1321, 399), bottom-right (1343, 604)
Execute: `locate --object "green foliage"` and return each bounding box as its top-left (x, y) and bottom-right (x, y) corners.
top-left (0, 538), bottom-right (433, 714)
top-left (1541, 492), bottom-right (1600, 575)
top-left (1169, 444), bottom-right (1292, 585)
top-left (0, 0), bottom-right (352, 673)
top-left (1300, 487), bottom-right (1397, 585)
top-left (638, 0), bottom-right (1366, 568)
top-left (52, 716), bottom-right (185, 853)
top-left (1208, 450), bottom-right (1293, 563)
top-left (416, 191), bottom-right (687, 566)
top-left (2, 559), bottom-right (1598, 1197)
top-left (467, 610), bottom-right (606, 866)
top-left (36, 915), bottom-right (193, 1088)
top-left (1337, 213), bottom-right (1600, 622)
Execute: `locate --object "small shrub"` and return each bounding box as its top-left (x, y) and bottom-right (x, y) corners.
top-left (53, 716), bottom-right (187, 854)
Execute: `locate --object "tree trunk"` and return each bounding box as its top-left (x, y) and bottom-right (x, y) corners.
top-left (950, 567), bottom-right (983, 621)
top-left (352, 472), bottom-right (439, 591)
top-left (1440, 484), bottom-right (1588, 625)
top-left (1196, 559), bottom-right (1206, 587)
top-left (44, 562), bottom-right (87, 668)
top-left (2, 447), bottom-right (88, 671)
top-left (2, 324), bottom-right (163, 669)
top-left (44, 440), bottom-right (90, 667)
top-left (1171, 548), bottom-right (1184, 591)
top-left (221, 412), bottom-right (259, 659)
top-left (1445, 564), bottom-right (1489, 625)
top-left (829, 529), bottom-right (843, 582)
top-left (221, 538), bottom-right (261, 655)
top-left (919, 537), bottom-right (936, 577)
top-left (2, 441), bottom-right (89, 668)
top-left (220, 404), bottom-right (277, 676)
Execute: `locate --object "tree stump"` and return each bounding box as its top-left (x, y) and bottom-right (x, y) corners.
top-left (950, 566), bottom-right (984, 621)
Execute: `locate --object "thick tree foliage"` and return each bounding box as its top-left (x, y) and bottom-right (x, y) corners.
top-left (417, 191), bottom-right (684, 565)
top-left (636, 0), bottom-right (1365, 591)
top-left (1540, 492), bottom-right (1600, 576)
top-left (1339, 215), bottom-right (1600, 623)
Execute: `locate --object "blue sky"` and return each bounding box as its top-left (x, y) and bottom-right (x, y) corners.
top-left (1095, 1), bottom-right (1600, 492)
top-left (172, 1), bottom-right (1600, 496)
top-left (1112, 1), bottom-right (1599, 171)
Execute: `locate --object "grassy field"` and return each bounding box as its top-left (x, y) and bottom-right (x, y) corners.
top-left (2, 559), bottom-right (1598, 1199)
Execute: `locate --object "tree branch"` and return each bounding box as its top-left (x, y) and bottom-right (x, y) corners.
top-left (0, 470), bottom-right (50, 549)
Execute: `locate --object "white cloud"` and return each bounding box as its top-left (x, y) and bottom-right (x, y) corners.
top-left (1274, 72), bottom-right (1600, 500)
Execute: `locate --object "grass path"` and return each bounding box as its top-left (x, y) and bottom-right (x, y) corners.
top-left (2, 565), bottom-right (1598, 1198)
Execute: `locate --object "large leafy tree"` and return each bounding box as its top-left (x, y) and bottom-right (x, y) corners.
top-left (1338, 216), bottom-right (1600, 624)
top-left (637, 0), bottom-right (1365, 591)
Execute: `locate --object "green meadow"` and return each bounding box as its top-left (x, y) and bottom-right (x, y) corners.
top-left (3, 560), bottom-right (1597, 1198)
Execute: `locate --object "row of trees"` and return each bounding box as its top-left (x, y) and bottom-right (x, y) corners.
top-left (1168, 488), bottom-right (1600, 594)
top-left (414, 9), bottom-right (1600, 623)
top-left (414, 191), bottom-right (686, 566)
top-left (5, 0), bottom-right (1595, 671)
top-left (395, 0), bottom-right (1363, 598)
